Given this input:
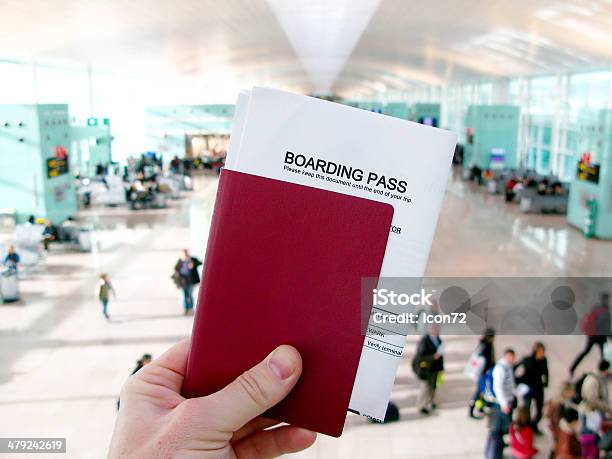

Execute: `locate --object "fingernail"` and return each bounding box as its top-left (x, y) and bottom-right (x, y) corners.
top-left (268, 346), bottom-right (297, 380)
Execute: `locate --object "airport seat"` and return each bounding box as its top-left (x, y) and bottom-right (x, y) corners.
top-left (519, 188), bottom-right (569, 214)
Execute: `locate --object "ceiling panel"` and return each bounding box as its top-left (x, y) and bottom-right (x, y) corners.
top-left (0, 0), bottom-right (611, 98)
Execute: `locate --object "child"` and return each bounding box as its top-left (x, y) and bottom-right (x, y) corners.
top-left (510, 406), bottom-right (539, 459)
top-left (96, 273), bottom-right (115, 320)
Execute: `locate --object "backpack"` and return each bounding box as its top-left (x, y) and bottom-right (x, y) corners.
top-left (367, 402), bottom-right (400, 424)
top-left (481, 367), bottom-right (496, 402)
top-left (464, 344), bottom-right (486, 382)
top-left (98, 282), bottom-right (109, 299)
top-left (383, 402), bottom-right (400, 423)
top-left (581, 307), bottom-right (605, 335)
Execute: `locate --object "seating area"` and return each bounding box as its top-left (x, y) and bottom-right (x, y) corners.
top-left (466, 165), bottom-right (570, 215)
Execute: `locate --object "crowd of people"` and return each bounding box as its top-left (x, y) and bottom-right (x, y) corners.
top-left (505, 176), bottom-right (565, 203)
top-left (410, 293), bottom-right (611, 459)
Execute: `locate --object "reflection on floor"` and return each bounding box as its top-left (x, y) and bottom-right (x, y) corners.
top-left (0, 171), bottom-right (609, 458)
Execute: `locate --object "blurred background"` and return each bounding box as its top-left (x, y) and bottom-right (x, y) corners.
top-left (0, 1), bottom-right (612, 457)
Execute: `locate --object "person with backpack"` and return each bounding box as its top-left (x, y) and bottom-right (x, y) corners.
top-left (485, 348), bottom-right (516, 459)
top-left (173, 249), bottom-right (202, 315)
top-left (412, 324), bottom-right (444, 415)
top-left (570, 293), bottom-right (610, 376)
top-left (96, 273), bottom-right (115, 320)
top-left (514, 341), bottom-right (549, 434)
top-left (578, 360), bottom-right (610, 414)
top-left (468, 328), bottom-right (496, 419)
top-left (510, 406), bottom-right (539, 459)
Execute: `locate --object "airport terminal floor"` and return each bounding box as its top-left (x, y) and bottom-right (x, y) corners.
top-left (0, 172), bottom-right (608, 458)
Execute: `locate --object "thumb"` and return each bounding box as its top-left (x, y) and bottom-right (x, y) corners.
top-left (203, 345), bottom-right (302, 431)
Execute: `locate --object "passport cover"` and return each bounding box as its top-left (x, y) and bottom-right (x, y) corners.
top-left (182, 169), bottom-right (394, 437)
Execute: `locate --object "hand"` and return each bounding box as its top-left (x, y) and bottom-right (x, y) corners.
top-left (434, 353), bottom-right (440, 360)
top-left (109, 340), bottom-right (316, 458)
top-left (502, 405), bottom-right (511, 415)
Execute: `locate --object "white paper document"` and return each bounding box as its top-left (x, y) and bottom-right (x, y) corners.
top-left (225, 87), bottom-right (456, 420)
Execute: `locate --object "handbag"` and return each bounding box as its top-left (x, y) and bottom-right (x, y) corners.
top-left (464, 346), bottom-right (486, 382)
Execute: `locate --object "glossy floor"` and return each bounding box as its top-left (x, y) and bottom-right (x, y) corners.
top-left (0, 171), bottom-right (609, 458)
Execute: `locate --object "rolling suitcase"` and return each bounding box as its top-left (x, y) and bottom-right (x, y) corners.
top-left (1, 271), bottom-right (20, 303)
top-left (78, 231), bottom-right (92, 252)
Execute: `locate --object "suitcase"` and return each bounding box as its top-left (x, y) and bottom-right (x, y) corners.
top-left (1, 271), bottom-right (20, 303)
top-left (78, 231), bottom-right (92, 252)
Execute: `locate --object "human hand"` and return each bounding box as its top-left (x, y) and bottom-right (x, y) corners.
top-left (501, 405), bottom-right (511, 415)
top-left (109, 339), bottom-right (316, 458)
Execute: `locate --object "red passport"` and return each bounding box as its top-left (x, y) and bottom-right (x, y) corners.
top-left (183, 170), bottom-right (393, 437)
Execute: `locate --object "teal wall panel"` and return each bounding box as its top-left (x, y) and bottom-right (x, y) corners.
top-left (0, 105), bottom-right (45, 222)
top-left (567, 109), bottom-right (612, 238)
top-left (464, 105), bottom-right (520, 170)
top-left (384, 102), bottom-right (410, 120)
top-left (37, 105), bottom-right (77, 223)
top-left (0, 104), bottom-right (76, 223)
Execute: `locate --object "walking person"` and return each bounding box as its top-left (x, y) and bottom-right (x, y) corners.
top-left (468, 328), bottom-right (496, 419)
top-left (514, 341), bottom-right (549, 434)
top-left (485, 348), bottom-right (516, 459)
top-left (173, 249), bottom-right (202, 315)
top-left (412, 324), bottom-right (444, 415)
top-left (96, 273), bottom-right (115, 320)
top-left (570, 293), bottom-right (610, 376)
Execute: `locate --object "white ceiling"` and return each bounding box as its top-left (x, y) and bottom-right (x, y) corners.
top-left (0, 0), bottom-right (611, 97)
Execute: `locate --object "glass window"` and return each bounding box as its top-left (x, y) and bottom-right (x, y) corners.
top-left (569, 71), bottom-right (611, 115)
top-left (0, 61), bottom-right (36, 103)
top-left (542, 126), bottom-right (552, 146)
top-left (562, 154), bottom-right (575, 182)
top-left (538, 149), bottom-right (550, 174)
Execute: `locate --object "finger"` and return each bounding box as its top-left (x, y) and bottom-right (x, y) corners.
top-left (232, 417), bottom-right (280, 442)
top-left (233, 426), bottom-right (316, 459)
top-left (203, 345), bottom-right (302, 431)
top-left (135, 338), bottom-right (191, 392)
